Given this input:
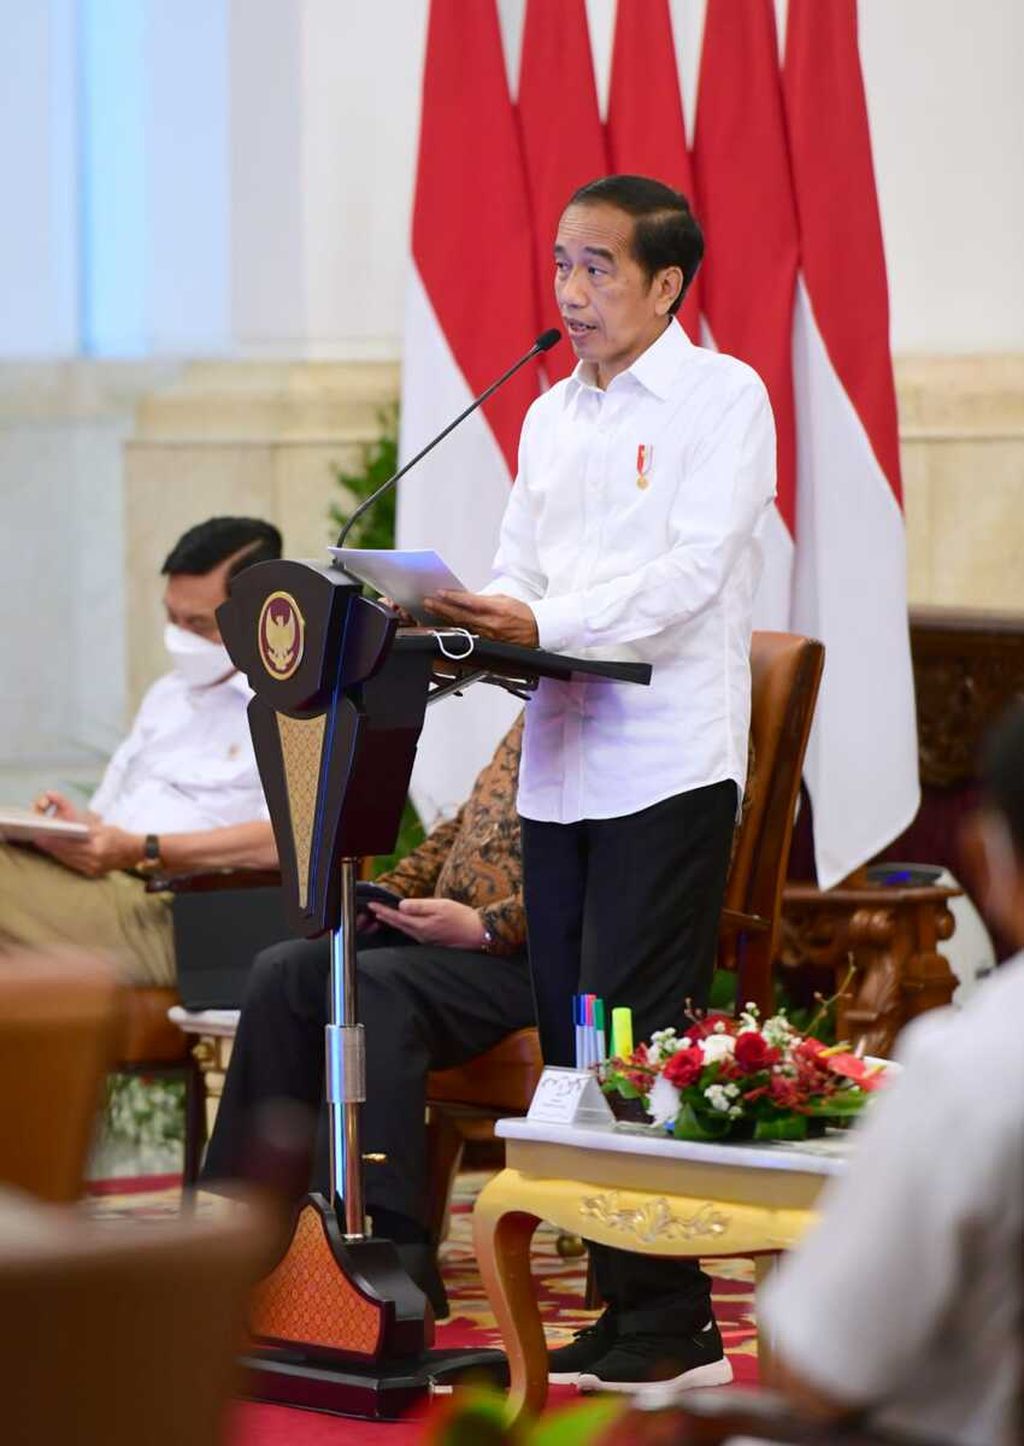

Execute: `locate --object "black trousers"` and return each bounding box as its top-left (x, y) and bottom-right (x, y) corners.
top-left (201, 927), bottom-right (535, 1231)
top-left (520, 780), bottom-right (737, 1329)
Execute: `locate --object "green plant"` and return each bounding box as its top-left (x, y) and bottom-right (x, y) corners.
top-left (104, 1074), bottom-right (185, 1147)
top-left (329, 404), bottom-right (400, 552)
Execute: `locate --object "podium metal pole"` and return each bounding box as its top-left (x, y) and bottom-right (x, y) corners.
top-left (326, 856), bottom-right (366, 1239)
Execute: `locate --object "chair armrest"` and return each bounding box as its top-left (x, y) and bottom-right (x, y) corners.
top-left (718, 906), bottom-right (771, 935)
top-left (145, 868), bottom-right (282, 895)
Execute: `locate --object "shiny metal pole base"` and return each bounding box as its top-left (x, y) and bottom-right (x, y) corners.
top-left (241, 1346), bottom-right (509, 1422)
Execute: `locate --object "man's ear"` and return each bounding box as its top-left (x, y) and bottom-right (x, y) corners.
top-left (656, 266), bottom-right (685, 316)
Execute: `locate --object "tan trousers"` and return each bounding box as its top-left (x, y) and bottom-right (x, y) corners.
top-left (0, 844), bottom-right (175, 986)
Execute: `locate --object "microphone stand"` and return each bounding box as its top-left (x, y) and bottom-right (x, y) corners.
top-left (335, 328), bottom-right (561, 550)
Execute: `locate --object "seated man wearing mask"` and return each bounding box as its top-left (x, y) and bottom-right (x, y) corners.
top-left (0, 517), bottom-right (279, 986)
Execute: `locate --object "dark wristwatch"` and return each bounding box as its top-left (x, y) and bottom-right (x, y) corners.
top-left (136, 833), bottom-right (162, 874)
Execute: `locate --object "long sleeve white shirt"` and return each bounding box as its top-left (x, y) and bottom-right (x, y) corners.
top-left (487, 320), bottom-right (777, 823)
top-left (89, 671), bottom-right (269, 833)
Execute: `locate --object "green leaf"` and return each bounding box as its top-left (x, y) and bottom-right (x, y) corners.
top-left (754, 1115), bottom-right (809, 1141)
top-left (672, 1102), bottom-right (731, 1141)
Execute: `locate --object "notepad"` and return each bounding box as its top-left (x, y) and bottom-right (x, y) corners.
top-left (328, 548), bottom-right (470, 623)
top-left (0, 806), bottom-right (89, 842)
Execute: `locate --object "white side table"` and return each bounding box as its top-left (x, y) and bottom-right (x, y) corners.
top-left (167, 1007), bottom-right (240, 1145)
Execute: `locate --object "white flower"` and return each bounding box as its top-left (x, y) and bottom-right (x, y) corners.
top-left (762, 1012), bottom-right (797, 1050)
top-left (723, 1082), bottom-right (740, 1099)
top-left (704, 1084), bottom-right (732, 1113)
top-left (701, 1034), bottom-right (736, 1064)
top-left (728, 1105), bottom-right (743, 1118)
top-left (648, 1028), bottom-right (681, 1066)
top-left (647, 1074), bottom-right (682, 1127)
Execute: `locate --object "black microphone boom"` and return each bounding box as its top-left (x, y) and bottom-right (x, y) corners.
top-left (335, 329), bottom-right (561, 549)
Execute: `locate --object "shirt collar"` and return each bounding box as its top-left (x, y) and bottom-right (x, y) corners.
top-left (566, 318), bottom-right (692, 403)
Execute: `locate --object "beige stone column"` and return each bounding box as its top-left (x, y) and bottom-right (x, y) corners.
top-left (896, 355), bottom-right (1024, 610)
top-left (123, 361), bottom-right (399, 710)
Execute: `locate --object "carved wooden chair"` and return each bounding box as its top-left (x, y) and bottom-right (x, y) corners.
top-left (423, 630), bottom-right (825, 1244)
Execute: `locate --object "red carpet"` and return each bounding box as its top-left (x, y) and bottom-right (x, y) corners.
top-left (89, 1172), bottom-right (758, 1443)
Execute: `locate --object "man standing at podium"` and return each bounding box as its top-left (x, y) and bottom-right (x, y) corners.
top-left (426, 175), bottom-right (776, 1398)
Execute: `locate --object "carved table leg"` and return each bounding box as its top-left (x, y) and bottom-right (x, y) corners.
top-left (752, 1253), bottom-right (782, 1384)
top-left (472, 1187), bottom-right (545, 1426)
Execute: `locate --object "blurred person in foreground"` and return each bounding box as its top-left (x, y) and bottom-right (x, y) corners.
top-left (0, 517), bottom-right (280, 985)
top-left (761, 700), bottom-right (1024, 1444)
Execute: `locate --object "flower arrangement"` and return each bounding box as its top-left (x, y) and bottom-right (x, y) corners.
top-left (601, 1006), bottom-right (884, 1143)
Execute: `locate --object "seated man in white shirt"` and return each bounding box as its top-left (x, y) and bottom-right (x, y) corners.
top-left (760, 701), bottom-right (1024, 1445)
top-left (0, 517), bottom-right (280, 986)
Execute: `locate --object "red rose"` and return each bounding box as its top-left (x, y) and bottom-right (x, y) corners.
top-left (769, 1075), bottom-right (801, 1108)
top-left (733, 1031), bottom-right (780, 1073)
top-left (663, 1046), bottom-right (704, 1088)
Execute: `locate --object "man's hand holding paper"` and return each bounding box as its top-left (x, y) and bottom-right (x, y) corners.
top-left (423, 591), bottom-right (539, 647)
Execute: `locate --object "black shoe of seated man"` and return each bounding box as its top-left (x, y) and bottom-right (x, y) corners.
top-left (577, 1317), bottom-right (733, 1398)
top-left (394, 1243), bottom-right (449, 1321)
top-left (547, 1308), bottom-right (618, 1384)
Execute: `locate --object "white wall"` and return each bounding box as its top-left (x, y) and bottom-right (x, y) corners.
top-left (2, 0), bottom-right (1021, 363)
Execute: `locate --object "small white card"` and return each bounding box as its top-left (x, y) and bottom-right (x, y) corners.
top-left (527, 1067), bottom-right (615, 1128)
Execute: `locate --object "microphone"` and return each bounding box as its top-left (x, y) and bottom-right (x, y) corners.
top-left (335, 328), bottom-right (561, 549)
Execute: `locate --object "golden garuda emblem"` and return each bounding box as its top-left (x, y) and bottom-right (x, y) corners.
top-left (258, 591), bottom-right (305, 681)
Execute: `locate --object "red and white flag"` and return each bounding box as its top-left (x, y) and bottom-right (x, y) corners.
top-left (518, 0), bottom-right (608, 377)
top-left (605, 0), bottom-right (700, 342)
top-left (784, 0), bottom-right (919, 886)
top-left (693, 0), bottom-right (799, 631)
top-left (398, 0), bottom-right (539, 824)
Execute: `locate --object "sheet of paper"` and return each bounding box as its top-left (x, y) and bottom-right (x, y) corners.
top-left (0, 806), bottom-right (90, 842)
top-left (328, 548), bottom-right (471, 623)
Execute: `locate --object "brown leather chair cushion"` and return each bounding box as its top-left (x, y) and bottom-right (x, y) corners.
top-left (427, 1028), bottom-right (543, 1113)
top-left (117, 987), bottom-right (190, 1065)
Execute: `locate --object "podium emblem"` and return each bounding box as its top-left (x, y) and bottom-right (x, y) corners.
top-left (258, 591), bottom-right (305, 680)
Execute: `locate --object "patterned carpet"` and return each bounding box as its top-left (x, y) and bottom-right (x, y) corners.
top-left (87, 1170), bottom-right (758, 1442)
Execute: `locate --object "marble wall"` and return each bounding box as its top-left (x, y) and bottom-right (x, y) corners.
top-left (0, 362), bottom-right (177, 781)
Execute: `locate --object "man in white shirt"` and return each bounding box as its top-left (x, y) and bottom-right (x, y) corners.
top-left (760, 702), bottom-right (1024, 1445)
top-left (0, 517), bottom-right (280, 986)
top-left (427, 176), bottom-right (776, 1397)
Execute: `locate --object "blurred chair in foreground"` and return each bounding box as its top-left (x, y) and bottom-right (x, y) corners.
top-left (0, 1192), bottom-right (273, 1446)
top-left (0, 950), bottom-right (120, 1202)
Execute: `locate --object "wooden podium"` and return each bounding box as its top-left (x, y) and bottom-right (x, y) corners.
top-left (216, 557), bottom-right (650, 1419)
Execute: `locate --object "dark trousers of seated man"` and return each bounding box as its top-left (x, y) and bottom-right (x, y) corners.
top-left (201, 925), bottom-right (534, 1239)
top-left (520, 780), bottom-right (737, 1336)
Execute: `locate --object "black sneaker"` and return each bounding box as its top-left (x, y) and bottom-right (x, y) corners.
top-left (577, 1317), bottom-right (733, 1399)
top-left (547, 1308), bottom-right (618, 1384)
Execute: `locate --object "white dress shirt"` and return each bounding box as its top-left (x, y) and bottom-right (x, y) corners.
top-left (760, 955), bottom-right (1024, 1445)
top-left (487, 320), bottom-right (776, 823)
top-left (89, 671), bottom-right (269, 833)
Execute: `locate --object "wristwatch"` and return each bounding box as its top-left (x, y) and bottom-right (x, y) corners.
top-left (136, 833), bottom-right (162, 874)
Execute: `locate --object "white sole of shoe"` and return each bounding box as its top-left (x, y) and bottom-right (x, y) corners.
top-left (547, 1370), bottom-right (585, 1385)
top-left (576, 1353), bottom-right (734, 1397)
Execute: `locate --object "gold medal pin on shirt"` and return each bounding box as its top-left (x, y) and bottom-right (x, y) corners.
top-left (636, 444), bottom-right (654, 490)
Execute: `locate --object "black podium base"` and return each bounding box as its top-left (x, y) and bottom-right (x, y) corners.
top-left (241, 1346), bottom-right (510, 1421)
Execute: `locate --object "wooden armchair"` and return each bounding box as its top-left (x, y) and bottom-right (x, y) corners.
top-left (424, 631), bottom-right (825, 1242)
top-left (0, 949), bottom-right (121, 1202)
top-left (0, 1196), bottom-right (273, 1446)
top-left (118, 872), bottom-right (288, 1184)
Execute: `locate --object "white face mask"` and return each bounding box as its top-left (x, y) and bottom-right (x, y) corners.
top-left (164, 622), bottom-right (236, 689)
